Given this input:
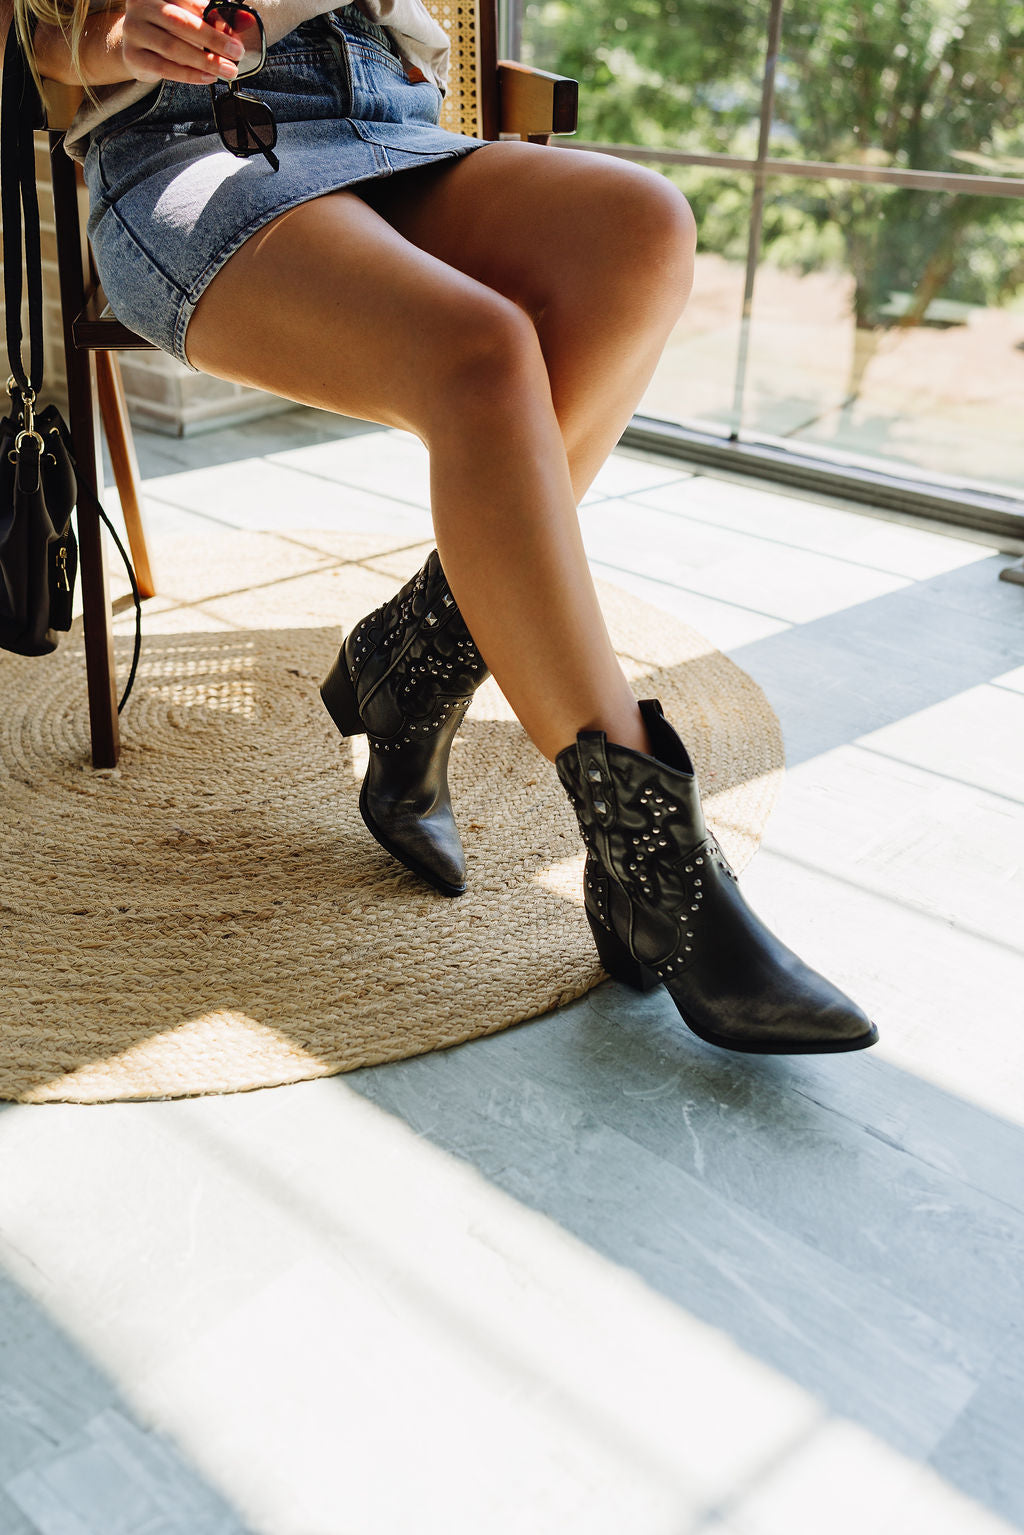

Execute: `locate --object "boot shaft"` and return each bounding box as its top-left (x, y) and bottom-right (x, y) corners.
top-left (556, 699), bottom-right (710, 901)
top-left (346, 550), bottom-right (488, 740)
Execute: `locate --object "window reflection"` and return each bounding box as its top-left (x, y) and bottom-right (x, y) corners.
top-left (773, 2), bottom-right (1024, 179)
top-left (517, 0), bottom-right (1024, 498)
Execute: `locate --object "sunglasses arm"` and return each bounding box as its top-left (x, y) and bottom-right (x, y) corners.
top-left (237, 112), bottom-right (280, 170)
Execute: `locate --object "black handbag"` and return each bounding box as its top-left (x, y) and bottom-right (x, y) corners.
top-left (0, 389), bottom-right (80, 655)
top-left (1, 25), bottom-right (140, 702)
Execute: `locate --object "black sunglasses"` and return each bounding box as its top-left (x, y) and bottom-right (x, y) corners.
top-left (203, 0), bottom-right (279, 171)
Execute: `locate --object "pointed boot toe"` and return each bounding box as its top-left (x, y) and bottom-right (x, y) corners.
top-left (557, 699), bottom-right (878, 1058)
top-left (359, 774), bottom-right (468, 897)
top-left (670, 906), bottom-right (878, 1054)
top-left (649, 869), bottom-right (877, 1054)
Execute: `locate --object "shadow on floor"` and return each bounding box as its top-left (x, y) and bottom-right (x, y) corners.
top-left (0, 1250), bottom-right (250, 1535)
top-left (341, 988), bottom-right (1024, 1529)
top-left (728, 553), bottom-right (1024, 766)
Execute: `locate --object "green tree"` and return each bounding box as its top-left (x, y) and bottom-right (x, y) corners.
top-left (523, 0), bottom-right (764, 155)
top-left (523, 0), bottom-right (1024, 335)
top-left (774, 0), bottom-right (1024, 327)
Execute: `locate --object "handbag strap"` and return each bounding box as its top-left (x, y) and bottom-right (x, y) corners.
top-left (79, 479), bottom-right (142, 714)
top-left (2, 34), bottom-right (141, 713)
top-left (2, 25), bottom-right (45, 401)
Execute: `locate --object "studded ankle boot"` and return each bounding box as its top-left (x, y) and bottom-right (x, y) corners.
top-left (555, 698), bottom-right (877, 1054)
top-left (320, 549), bottom-right (489, 896)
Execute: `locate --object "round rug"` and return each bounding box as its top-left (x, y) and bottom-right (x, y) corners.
top-left (0, 532), bottom-right (784, 1103)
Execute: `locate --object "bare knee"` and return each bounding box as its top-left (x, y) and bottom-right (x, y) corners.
top-left (600, 163), bottom-right (696, 314)
top-left (547, 156), bottom-right (696, 330)
top-left (630, 169), bottom-right (697, 290)
top-left (417, 289), bottom-right (546, 434)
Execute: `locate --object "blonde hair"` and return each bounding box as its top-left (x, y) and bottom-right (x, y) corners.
top-left (12, 0), bottom-right (97, 106)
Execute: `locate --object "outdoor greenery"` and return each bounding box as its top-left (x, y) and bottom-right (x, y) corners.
top-left (521, 0), bottom-right (1024, 327)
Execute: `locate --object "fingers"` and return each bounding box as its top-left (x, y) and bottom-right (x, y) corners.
top-left (124, 46), bottom-right (235, 84)
top-left (122, 0), bottom-right (245, 85)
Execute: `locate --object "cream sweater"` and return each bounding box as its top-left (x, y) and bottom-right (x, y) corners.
top-left (62, 0), bottom-right (450, 158)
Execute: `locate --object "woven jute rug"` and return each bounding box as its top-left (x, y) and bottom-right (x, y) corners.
top-left (0, 528), bottom-right (784, 1104)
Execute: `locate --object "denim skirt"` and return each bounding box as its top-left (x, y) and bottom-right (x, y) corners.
top-left (84, 7), bottom-right (488, 368)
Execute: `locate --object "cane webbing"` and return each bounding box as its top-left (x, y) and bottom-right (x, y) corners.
top-left (430, 0), bottom-right (484, 138)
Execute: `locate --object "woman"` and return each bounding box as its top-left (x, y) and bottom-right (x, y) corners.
top-left (20, 0), bottom-right (876, 1054)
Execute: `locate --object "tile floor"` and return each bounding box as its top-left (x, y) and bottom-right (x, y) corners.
top-left (2, 409), bottom-right (1023, 1535)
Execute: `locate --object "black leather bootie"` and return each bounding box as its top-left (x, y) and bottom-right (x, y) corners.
top-left (555, 699), bottom-right (878, 1054)
top-left (320, 550), bottom-right (489, 896)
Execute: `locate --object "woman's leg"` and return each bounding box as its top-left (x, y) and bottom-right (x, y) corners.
top-left (358, 141), bottom-right (696, 503)
top-left (186, 146), bottom-right (695, 761)
top-left (185, 155), bottom-right (875, 1051)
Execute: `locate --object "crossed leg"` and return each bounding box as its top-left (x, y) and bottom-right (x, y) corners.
top-left (185, 141), bottom-right (696, 760)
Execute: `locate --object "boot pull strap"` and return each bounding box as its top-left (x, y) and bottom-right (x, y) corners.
top-left (575, 733), bottom-right (616, 828)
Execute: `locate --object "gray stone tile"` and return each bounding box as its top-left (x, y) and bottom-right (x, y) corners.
top-left (582, 499), bottom-right (910, 624)
top-left (720, 1413), bottom-right (1019, 1535)
top-left (582, 497), bottom-right (746, 579)
top-left (0, 1487), bottom-right (43, 1535)
top-left (856, 682), bottom-right (1024, 804)
top-left (132, 1246), bottom-right (713, 1534)
top-left (587, 562), bottom-right (792, 649)
top-left (929, 1326), bottom-right (1024, 1528)
top-left (727, 556), bottom-right (1024, 766)
top-left (742, 837), bottom-right (1024, 1136)
top-left (130, 456), bottom-right (414, 534)
top-left (1, 1091), bottom-right (816, 1533)
top-left (0, 1280), bottom-right (118, 1483)
top-left (909, 554), bottom-right (1024, 631)
top-left (0, 1108), bottom-right (298, 1384)
top-left (5, 1409), bottom-right (244, 1535)
top-left (761, 743), bottom-right (1024, 953)
top-left (632, 473), bottom-right (990, 581)
top-left (8, 1442), bottom-right (153, 1535)
top-left (581, 453), bottom-right (692, 504)
top-left (266, 427), bottom-right (432, 507)
top-left (130, 407), bottom-right (381, 480)
top-left (993, 663), bottom-right (1024, 696)
top-left (345, 1028), bottom-right (987, 1459)
top-left (0, 1274), bottom-right (247, 1530)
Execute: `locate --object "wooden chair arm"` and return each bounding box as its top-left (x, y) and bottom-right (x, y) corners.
top-left (497, 60), bottom-right (578, 140)
top-left (74, 285), bottom-right (152, 348)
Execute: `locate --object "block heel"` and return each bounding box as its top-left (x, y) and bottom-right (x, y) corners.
top-left (320, 648), bottom-right (364, 736)
top-left (588, 912), bottom-right (660, 992)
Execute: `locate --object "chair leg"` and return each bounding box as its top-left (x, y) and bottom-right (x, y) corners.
top-left (71, 349), bottom-right (120, 767)
top-left (50, 139), bottom-right (120, 766)
top-left (96, 350), bottom-right (156, 599)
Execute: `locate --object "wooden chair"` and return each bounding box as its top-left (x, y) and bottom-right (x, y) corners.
top-left (42, 0), bottom-right (578, 768)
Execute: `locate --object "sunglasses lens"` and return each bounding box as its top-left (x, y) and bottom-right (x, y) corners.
top-left (230, 9), bottom-right (266, 76)
top-left (206, 2), bottom-right (265, 76)
top-left (215, 92), bottom-right (277, 155)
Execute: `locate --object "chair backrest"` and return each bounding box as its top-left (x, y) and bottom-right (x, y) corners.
top-left (433, 0), bottom-right (498, 139)
top-left (42, 0), bottom-right (499, 136)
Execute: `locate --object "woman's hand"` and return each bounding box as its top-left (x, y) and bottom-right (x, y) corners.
top-left (121, 0), bottom-right (245, 85)
top-left (31, 0), bottom-right (246, 87)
